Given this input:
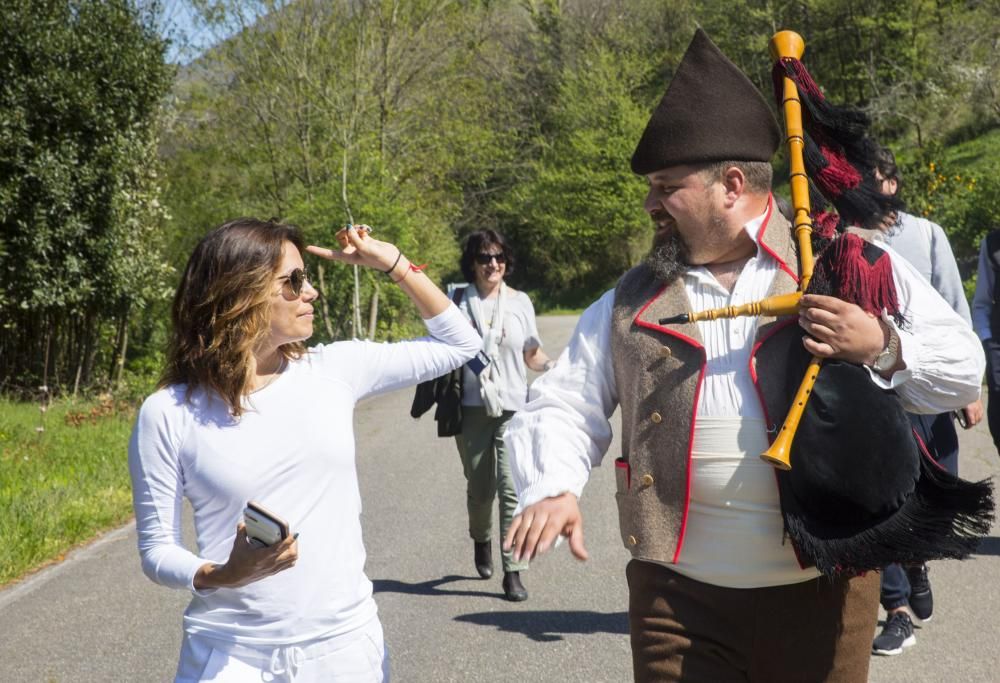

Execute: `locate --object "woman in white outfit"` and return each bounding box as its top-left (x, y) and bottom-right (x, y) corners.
top-left (128, 218), bottom-right (479, 682)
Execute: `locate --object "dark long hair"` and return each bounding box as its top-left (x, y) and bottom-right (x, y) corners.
top-left (460, 229), bottom-right (515, 283)
top-left (160, 217), bottom-right (307, 416)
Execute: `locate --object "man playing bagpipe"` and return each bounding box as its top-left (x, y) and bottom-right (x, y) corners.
top-left (501, 28), bottom-right (992, 683)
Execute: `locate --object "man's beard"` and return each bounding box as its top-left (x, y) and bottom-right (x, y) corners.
top-left (645, 227), bottom-right (690, 284)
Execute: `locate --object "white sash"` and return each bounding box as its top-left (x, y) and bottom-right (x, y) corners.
top-left (468, 282), bottom-right (506, 417)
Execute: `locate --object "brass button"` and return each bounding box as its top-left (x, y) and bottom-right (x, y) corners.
top-left (627, 535), bottom-right (638, 546)
top-left (650, 411), bottom-right (663, 424)
top-left (640, 473), bottom-right (654, 487)
top-left (658, 346), bottom-right (672, 358)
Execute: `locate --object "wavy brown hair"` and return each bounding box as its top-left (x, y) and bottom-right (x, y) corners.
top-left (160, 218), bottom-right (308, 416)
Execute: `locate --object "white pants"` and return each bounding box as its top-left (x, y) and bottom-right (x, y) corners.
top-left (175, 617), bottom-right (390, 683)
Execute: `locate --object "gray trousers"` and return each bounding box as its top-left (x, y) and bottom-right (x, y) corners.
top-left (454, 406), bottom-right (528, 572)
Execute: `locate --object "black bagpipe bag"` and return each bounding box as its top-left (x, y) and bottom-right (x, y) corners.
top-left (767, 235), bottom-right (995, 576)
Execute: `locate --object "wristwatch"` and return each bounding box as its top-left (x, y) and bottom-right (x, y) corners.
top-left (872, 326), bottom-right (900, 373)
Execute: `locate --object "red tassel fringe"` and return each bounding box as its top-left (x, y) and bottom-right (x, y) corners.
top-left (813, 212), bottom-right (839, 239)
top-left (824, 234), bottom-right (900, 319)
top-left (816, 145), bottom-right (862, 197)
top-left (785, 58), bottom-right (824, 102)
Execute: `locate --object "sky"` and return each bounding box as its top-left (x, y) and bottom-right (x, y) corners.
top-left (159, 2), bottom-right (217, 64)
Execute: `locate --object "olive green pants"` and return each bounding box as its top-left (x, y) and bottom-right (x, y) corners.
top-left (454, 406), bottom-right (528, 573)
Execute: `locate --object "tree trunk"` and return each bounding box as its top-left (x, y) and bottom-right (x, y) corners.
top-left (71, 313), bottom-right (84, 396)
top-left (41, 322), bottom-right (51, 391)
top-left (317, 264), bottom-right (335, 338)
top-left (114, 314), bottom-right (130, 390)
top-left (352, 264), bottom-right (362, 339)
top-left (81, 311), bottom-right (96, 390)
top-left (73, 358), bottom-right (83, 397)
top-left (367, 283), bottom-right (380, 340)
top-left (108, 312), bottom-right (127, 387)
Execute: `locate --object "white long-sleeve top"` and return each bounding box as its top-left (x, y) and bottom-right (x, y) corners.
top-left (506, 222), bottom-right (985, 586)
top-left (972, 235), bottom-right (996, 340)
top-left (128, 305), bottom-right (479, 646)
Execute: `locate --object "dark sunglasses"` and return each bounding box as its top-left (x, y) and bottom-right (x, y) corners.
top-left (277, 267), bottom-right (311, 298)
top-left (474, 252), bottom-right (506, 265)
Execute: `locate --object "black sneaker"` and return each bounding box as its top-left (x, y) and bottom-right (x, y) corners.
top-left (872, 611), bottom-right (916, 656)
top-left (906, 564), bottom-right (933, 622)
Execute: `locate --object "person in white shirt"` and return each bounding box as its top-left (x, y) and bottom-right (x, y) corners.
top-left (502, 30), bottom-right (985, 683)
top-left (128, 218), bottom-right (479, 682)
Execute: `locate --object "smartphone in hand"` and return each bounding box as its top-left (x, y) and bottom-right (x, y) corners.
top-left (243, 501), bottom-right (290, 548)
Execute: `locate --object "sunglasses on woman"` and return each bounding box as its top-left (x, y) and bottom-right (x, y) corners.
top-left (277, 267), bottom-right (311, 299)
top-left (475, 252), bottom-right (506, 265)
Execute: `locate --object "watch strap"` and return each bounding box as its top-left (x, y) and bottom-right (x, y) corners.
top-left (873, 326), bottom-right (900, 372)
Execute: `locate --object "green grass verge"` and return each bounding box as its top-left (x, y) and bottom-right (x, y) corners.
top-left (0, 397), bottom-right (136, 587)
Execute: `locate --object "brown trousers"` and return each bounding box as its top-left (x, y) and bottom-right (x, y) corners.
top-left (626, 560), bottom-right (879, 683)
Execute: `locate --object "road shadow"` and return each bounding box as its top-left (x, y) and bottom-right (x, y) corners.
top-left (454, 610), bottom-right (629, 643)
top-left (372, 574), bottom-right (501, 600)
top-left (974, 536), bottom-right (1000, 556)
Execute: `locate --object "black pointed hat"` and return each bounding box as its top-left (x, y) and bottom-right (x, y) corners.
top-left (631, 29), bottom-right (781, 175)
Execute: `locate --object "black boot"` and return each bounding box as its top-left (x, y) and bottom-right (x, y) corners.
top-left (474, 541), bottom-right (493, 579)
top-left (502, 571), bottom-right (528, 602)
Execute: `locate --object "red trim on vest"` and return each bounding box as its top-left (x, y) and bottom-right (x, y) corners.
top-left (757, 194), bottom-right (800, 284)
top-left (615, 457), bottom-right (631, 491)
top-left (749, 317), bottom-right (798, 439)
top-left (748, 317), bottom-right (799, 385)
top-left (633, 286), bottom-right (705, 347)
top-left (672, 360), bottom-right (706, 564)
top-left (749, 316), bottom-right (809, 570)
top-left (632, 285), bottom-right (706, 565)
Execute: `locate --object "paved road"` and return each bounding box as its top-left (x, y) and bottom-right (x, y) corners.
top-left (1, 314), bottom-right (997, 682)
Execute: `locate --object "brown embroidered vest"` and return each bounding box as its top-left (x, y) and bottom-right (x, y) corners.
top-left (609, 208), bottom-right (802, 565)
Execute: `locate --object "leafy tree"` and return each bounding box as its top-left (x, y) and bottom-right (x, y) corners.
top-left (159, 0), bottom-right (999, 317)
top-left (173, 0), bottom-right (507, 337)
top-left (0, 0), bottom-right (173, 394)
top-left (500, 43), bottom-right (651, 303)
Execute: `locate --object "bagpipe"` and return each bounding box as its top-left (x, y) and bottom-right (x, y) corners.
top-left (663, 31), bottom-right (994, 575)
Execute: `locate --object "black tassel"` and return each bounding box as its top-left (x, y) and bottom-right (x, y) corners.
top-left (785, 455), bottom-right (995, 577)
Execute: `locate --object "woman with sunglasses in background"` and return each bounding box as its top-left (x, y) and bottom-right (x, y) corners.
top-left (128, 218), bottom-right (479, 682)
top-left (452, 229), bottom-right (554, 601)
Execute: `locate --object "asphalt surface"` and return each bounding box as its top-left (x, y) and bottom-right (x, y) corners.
top-left (1, 313), bottom-right (998, 682)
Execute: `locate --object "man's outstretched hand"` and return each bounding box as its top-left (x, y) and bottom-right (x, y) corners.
top-left (503, 492), bottom-right (589, 563)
